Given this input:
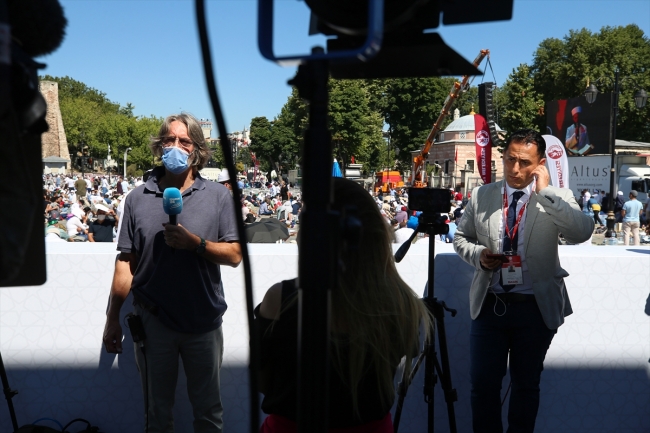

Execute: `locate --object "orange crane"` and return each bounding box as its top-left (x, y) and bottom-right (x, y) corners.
top-left (410, 49), bottom-right (490, 188)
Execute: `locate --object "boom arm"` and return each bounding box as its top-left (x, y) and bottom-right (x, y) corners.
top-left (410, 49), bottom-right (490, 187)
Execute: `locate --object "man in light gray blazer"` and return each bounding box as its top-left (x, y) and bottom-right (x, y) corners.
top-left (454, 129), bottom-right (594, 433)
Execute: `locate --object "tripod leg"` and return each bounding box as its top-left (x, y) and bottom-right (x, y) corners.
top-left (0, 352), bottom-right (19, 432)
top-left (434, 303), bottom-right (458, 433)
top-left (393, 351), bottom-right (425, 433)
top-left (424, 338), bottom-right (436, 432)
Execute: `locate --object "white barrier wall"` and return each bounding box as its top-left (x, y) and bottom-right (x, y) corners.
top-left (1, 243), bottom-right (649, 432)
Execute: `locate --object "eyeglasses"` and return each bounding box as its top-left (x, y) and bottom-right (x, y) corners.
top-left (161, 136), bottom-right (194, 150)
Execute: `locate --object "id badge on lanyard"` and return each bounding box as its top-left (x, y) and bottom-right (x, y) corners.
top-left (501, 254), bottom-right (523, 285)
top-left (501, 188), bottom-right (527, 285)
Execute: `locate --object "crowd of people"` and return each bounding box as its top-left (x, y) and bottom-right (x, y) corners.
top-left (578, 188), bottom-right (649, 245)
top-left (373, 185), bottom-right (468, 246)
top-left (40, 115), bottom-right (648, 433)
top-left (43, 172), bottom-right (142, 242)
top-left (42, 168), bottom-right (305, 243)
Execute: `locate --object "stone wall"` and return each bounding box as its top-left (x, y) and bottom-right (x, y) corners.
top-left (40, 81), bottom-right (70, 166)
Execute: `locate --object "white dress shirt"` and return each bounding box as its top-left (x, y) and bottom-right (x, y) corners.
top-left (489, 181), bottom-right (535, 295)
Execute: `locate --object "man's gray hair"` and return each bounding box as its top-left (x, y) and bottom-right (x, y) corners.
top-left (149, 113), bottom-right (212, 171)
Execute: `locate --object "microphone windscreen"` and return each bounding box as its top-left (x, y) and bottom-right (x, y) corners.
top-left (8, 0), bottom-right (67, 57)
top-left (162, 188), bottom-right (183, 216)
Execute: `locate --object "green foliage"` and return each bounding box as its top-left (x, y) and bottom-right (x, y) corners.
top-left (329, 80), bottom-right (384, 173)
top-left (126, 163), bottom-right (143, 178)
top-left (497, 64), bottom-right (545, 136)
top-left (249, 116), bottom-right (277, 170)
top-left (249, 101), bottom-right (301, 177)
top-left (39, 75), bottom-right (163, 173)
top-left (247, 25), bottom-right (650, 178)
top-left (250, 76), bottom-right (479, 176)
top-left (503, 24), bottom-right (650, 140)
top-left (381, 77), bottom-right (478, 170)
top-left (207, 141), bottom-right (225, 168)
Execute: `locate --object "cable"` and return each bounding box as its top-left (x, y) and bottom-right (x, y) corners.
top-left (61, 418), bottom-right (91, 432)
top-left (31, 417), bottom-right (64, 431)
top-left (194, 1), bottom-right (259, 432)
top-left (486, 57), bottom-right (498, 85)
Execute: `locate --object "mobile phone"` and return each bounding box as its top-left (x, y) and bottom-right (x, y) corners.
top-left (486, 253), bottom-right (507, 261)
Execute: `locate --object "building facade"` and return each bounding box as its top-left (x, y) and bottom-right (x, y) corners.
top-left (428, 109), bottom-right (504, 194)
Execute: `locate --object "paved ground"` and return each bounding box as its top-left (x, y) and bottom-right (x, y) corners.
top-left (590, 229), bottom-right (649, 246)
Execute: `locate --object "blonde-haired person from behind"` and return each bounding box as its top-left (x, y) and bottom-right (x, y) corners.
top-left (255, 177), bottom-right (432, 432)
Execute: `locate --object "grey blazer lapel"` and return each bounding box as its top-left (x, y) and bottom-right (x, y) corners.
top-left (523, 193), bottom-right (540, 253)
top-left (488, 180), bottom-right (506, 250)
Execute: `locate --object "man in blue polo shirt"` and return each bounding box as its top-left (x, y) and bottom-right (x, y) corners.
top-left (621, 189), bottom-right (643, 246)
top-left (102, 113), bottom-right (241, 433)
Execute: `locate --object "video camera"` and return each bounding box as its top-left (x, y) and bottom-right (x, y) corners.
top-left (407, 187), bottom-right (452, 214)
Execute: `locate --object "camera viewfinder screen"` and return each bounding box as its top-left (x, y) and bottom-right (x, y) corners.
top-left (408, 188), bottom-right (451, 214)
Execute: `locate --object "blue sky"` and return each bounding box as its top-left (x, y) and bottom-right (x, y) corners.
top-left (39, 0), bottom-right (650, 136)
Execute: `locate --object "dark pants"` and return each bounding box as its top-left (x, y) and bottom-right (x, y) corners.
top-left (470, 295), bottom-right (556, 433)
top-left (134, 306), bottom-right (224, 433)
top-left (593, 210), bottom-right (603, 226)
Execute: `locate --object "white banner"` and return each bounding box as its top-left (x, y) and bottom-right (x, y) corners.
top-left (543, 135), bottom-right (570, 190)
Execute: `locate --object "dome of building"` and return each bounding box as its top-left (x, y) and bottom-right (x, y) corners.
top-left (444, 114), bottom-right (503, 132)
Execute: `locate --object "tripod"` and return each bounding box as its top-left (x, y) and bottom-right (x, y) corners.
top-left (393, 213), bottom-right (458, 433)
top-left (1, 351), bottom-right (20, 432)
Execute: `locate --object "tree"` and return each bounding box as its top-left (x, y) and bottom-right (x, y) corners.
top-left (40, 75), bottom-right (163, 172)
top-left (119, 102), bottom-right (135, 118)
top-left (497, 64), bottom-right (545, 135)
top-left (382, 77), bottom-right (479, 170)
top-left (501, 25), bottom-right (650, 140)
top-left (249, 93), bottom-right (302, 178)
top-left (328, 79), bottom-right (384, 174)
top-left (41, 75), bottom-right (120, 114)
top-left (249, 116), bottom-right (277, 170)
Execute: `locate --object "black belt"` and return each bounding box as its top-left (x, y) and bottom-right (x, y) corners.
top-left (133, 295), bottom-right (159, 315)
top-left (487, 292), bottom-right (536, 304)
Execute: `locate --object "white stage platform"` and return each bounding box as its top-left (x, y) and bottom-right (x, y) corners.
top-left (1, 243), bottom-right (648, 432)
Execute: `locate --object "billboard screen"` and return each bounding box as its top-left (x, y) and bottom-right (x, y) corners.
top-left (567, 155), bottom-right (610, 197)
top-left (545, 93), bottom-right (613, 157)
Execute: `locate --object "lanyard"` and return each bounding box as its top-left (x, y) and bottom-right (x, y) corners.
top-left (502, 189), bottom-right (527, 248)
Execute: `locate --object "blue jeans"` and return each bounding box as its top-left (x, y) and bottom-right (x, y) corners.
top-left (470, 296), bottom-right (556, 433)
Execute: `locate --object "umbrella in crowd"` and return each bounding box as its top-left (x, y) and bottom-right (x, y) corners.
top-left (245, 218), bottom-right (290, 243)
top-left (332, 158), bottom-right (342, 178)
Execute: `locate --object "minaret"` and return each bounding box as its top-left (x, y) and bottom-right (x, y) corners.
top-left (40, 81), bottom-right (70, 165)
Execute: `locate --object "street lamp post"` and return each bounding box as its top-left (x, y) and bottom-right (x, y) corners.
top-left (584, 68), bottom-right (647, 242)
top-left (124, 147), bottom-right (132, 178)
top-left (80, 142), bottom-right (88, 178)
top-left (382, 131), bottom-right (399, 191)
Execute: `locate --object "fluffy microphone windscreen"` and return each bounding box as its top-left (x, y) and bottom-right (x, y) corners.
top-left (8, 0), bottom-right (67, 57)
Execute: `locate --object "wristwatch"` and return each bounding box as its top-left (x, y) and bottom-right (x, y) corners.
top-left (195, 237), bottom-right (206, 255)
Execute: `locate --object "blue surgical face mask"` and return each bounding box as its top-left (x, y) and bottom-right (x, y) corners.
top-left (162, 147), bottom-right (190, 174)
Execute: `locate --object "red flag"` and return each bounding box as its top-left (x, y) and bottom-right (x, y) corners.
top-left (473, 114), bottom-right (492, 184)
top-left (455, 148), bottom-right (458, 163)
